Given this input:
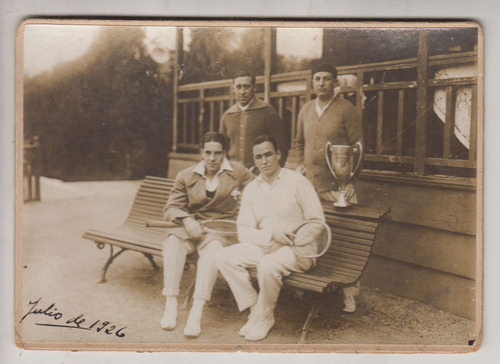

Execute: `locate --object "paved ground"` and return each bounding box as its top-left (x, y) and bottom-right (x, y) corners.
top-left (18, 177), bottom-right (476, 351)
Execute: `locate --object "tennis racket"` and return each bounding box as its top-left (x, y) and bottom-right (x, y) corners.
top-left (288, 220), bottom-right (331, 259)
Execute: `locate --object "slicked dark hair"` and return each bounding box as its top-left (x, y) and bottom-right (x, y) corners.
top-left (233, 70), bottom-right (256, 86)
top-left (201, 131), bottom-right (229, 152)
top-left (252, 135), bottom-right (279, 153)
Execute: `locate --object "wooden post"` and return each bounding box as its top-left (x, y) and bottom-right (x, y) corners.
top-left (198, 88), bottom-right (205, 142)
top-left (263, 28), bottom-right (277, 104)
top-left (172, 28), bottom-right (183, 152)
top-left (414, 31), bottom-right (429, 175)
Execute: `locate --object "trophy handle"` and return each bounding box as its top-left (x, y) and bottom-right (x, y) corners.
top-left (350, 141), bottom-right (364, 179)
top-left (325, 142), bottom-right (338, 181)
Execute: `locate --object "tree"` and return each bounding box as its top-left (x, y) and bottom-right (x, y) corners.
top-left (24, 26), bottom-right (173, 181)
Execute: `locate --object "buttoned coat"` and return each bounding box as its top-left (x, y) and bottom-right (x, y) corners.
top-left (219, 97), bottom-right (288, 168)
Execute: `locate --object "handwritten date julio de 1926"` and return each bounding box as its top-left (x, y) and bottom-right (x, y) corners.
top-left (21, 298), bottom-right (126, 338)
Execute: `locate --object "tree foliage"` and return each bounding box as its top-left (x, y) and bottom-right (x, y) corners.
top-left (24, 27), bottom-right (173, 181)
top-left (182, 28), bottom-right (267, 84)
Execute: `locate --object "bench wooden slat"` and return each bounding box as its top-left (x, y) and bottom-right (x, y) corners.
top-left (330, 231), bottom-right (374, 246)
top-left (319, 253), bottom-right (368, 268)
top-left (82, 232), bottom-right (163, 256)
top-left (329, 240), bottom-right (373, 252)
top-left (325, 217), bottom-right (378, 234)
top-left (129, 205), bottom-right (164, 216)
top-left (323, 203), bottom-right (388, 220)
top-left (131, 195), bottom-right (169, 205)
top-left (129, 210), bottom-right (165, 220)
top-left (136, 190), bottom-right (173, 201)
top-left (330, 227), bottom-right (375, 241)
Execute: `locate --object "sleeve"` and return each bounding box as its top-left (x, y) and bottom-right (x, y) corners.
top-left (264, 107), bottom-right (289, 167)
top-left (344, 103), bottom-right (364, 179)
top-left (236, 186), bottom-right (273, 247)
top-left (163, 173), bottom-right (191, 222)
top-left (297, 175), bottom-right (325, 223)
top-left (294, 107), bottom-right (306, 165)
top-left (344, 103), bottom-right (363, 146)
top-left (219, 112), bottom-right (227, 135)
top-left (238, 164), bottom-right (256, 190)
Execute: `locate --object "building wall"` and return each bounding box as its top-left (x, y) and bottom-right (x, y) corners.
top-left (167, 152), bottom-right (479, 319)
top-left (356, 177), bottom-right (477, 320)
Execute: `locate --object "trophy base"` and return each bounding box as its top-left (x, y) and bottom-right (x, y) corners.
top-left (333, 192), bottom-right (350, 208)
top-left (333, 201), bottom-right (351, 208)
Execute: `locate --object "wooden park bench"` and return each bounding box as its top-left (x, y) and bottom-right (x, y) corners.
top-left (82, 175), bottom-right (388, 343)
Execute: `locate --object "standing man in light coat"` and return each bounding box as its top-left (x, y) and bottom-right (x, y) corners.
top-left (294, 62), bottom-right (364, 313)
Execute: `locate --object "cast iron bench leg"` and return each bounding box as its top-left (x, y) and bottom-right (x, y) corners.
top-left (98, 244), bottom-right (127, 284)
top-left (298, 294), bottom-right (324, 344)
top-left (142, 253), bottom-right (159, 271)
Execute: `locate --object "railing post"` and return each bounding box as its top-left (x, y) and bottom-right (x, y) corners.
top-left (414, 30), bottom-right (429, 175)
top-left (198, 88), bottom-right (205, 143)
top-left (172, 28), bottom-right (183, 152)
top-left (263, 28), bottom-right (277, 104)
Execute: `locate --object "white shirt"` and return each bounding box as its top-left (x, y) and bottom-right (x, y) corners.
top-left (193, 158), bottom-right (233, 192)
top-left (237, 97), bottom-right (255, 112)
top-left (315, 94), bottom-right (337, 117)
top-left (237, 168), bottom-right (325, 251)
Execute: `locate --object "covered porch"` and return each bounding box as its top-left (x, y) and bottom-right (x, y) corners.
top-left (166, 27), bottom-right (479, 320)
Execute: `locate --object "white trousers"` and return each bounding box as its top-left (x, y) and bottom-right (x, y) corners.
top-left (162, 235), bottom-right (223, 301)
top-left (216, 242), bottom-right (313, 319)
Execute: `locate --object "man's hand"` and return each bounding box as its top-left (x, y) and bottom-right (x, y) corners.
top-left (182, 217), bottom-right (204, 241)
top-left (295, 165), bottom-right (306, 175)
top-left (344, 183), bottom-right (355, 201)
top-left (272, 228), bottom-right (293, 246)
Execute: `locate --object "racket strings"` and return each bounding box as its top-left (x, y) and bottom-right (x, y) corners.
top-left (292, 222), bottom-right (331, 257)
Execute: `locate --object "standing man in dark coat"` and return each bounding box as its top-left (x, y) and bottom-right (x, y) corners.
top-left (220, 71), bottom-right (288, 169)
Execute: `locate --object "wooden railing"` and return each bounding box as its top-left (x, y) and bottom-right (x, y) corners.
top-left (174, 51), bottom-right (478, 178)
top-left (24, 136), bottom-right (41, 202)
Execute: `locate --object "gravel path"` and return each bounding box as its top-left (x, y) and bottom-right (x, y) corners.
top-left (18, 178), bottom-right (476, 351)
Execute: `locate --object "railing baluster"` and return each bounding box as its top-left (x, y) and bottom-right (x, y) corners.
top-left (291, 96), bottom-right (297, 148)
top-left (397, 89), bottom-right (405, 156)
top-left (220, 101), bottom-right (225, 132)
top-left (278, 98), bottom-right (284, 119)
top-left (469, 84), bottom-right (477, 161)
top-left (182, 103), bottom-right (187, 145)
top-left (210, 102), bottom-right (214, 131)
top-left (191, 103), bottom-right (196, 144)
top-left (377, 91), bottom-right (384, 155)
top-left (199, 89), bottom-right (205, 142)
top-left (443, 86), bottom-right (455, 159)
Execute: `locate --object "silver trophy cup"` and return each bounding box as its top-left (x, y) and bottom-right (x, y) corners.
top-left (325, 141), bottom-right (363, 207)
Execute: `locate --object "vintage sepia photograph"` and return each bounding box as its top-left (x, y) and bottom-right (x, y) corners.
top-left (16, 20), bottom-right (482, 352)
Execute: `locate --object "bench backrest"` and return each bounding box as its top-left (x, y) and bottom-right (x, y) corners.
top-left (125, 176), bottom-right (175, 229)
top-left (128, 176), bottom-right (380, 287)
top-left (314, 211), bottom-right (379, 287)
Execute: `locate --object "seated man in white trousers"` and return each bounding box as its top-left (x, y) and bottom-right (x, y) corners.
top-left (161, 132), bottom-right (253, 338)
top-left (217, 135), bottom-right (325, 341)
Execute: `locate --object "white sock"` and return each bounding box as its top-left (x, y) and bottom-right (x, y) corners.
top-left (166, 296), bottom-right (178, 311)
top-left (190, 299), bottom-right (206, 317)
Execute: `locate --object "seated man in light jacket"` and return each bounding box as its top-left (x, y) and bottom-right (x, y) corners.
top-left (161, 132), bottom-right (254, 338)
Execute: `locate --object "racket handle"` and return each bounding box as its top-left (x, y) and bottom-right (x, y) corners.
top-left (146, 220), bottom-right (179, 228)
